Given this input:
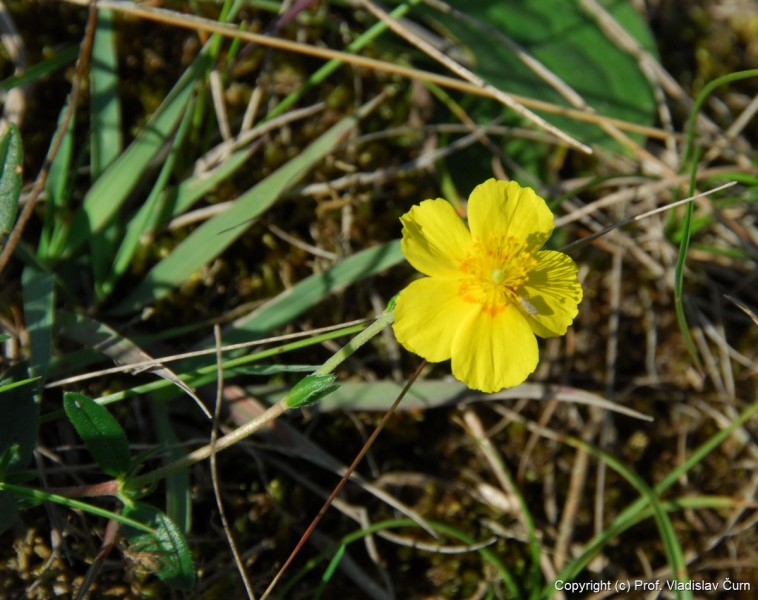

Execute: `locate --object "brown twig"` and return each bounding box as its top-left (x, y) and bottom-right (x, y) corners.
top-left (260, 359), bottom-right (428, 600)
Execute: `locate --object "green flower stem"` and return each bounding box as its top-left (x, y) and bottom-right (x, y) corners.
top-left (315, 305), bottom-right (395, 377)
top-left (130, 303), bottom-right (395, 489)
top-left (0, 481), bottom-right (154, 534)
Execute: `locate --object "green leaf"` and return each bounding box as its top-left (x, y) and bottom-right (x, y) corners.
top-left (0, 491), bottom-right (19, 534)
top-left (57, 310), bottom-right (206, 415)
top-left (0, 123), bottom-right (22, 237)
top-left (0, 364), bottom-right (38, 473)
top-left (0, 46), bottom-right (78, 92)
top-left (439, 0), bottom-right (656, 141)
top-left (223, 240), bottom-right (402, 344)
top-left (151, 403), bottom-right (191, 534)
top-left (98, 97), bottom-right (196, 300)
top-left (165, 144), bottom-right (253, 219)
top-left (122, 503), bottom-right (196, 591)
top-left (63, 392), bottom-right (131, 478)
top-left (285, 373), bottom-right (339, 409)
top-left (45, 54), bottom-right (208, 260)
top-left (109, 96), bottom-right (374, 315)
top-left (90, 8), bottom-right (123, 179)
top-left (38, 101), bottom-right (76, 257)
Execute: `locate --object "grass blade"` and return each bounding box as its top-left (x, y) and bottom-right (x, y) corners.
top-left (45, 55), bottom-right (208, 260)
top-left (223, 240), bottom-right (403, 344)
top-left (90, 8), bottom-right (122, 179)
top-left (110, 94), bottom-right (386, 315)
top-left (98, 98), bottom-right (196, 300)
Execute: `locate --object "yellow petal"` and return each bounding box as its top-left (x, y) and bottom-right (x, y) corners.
top-left (519, 250), bottom-right (583, 338)
top-left (400, 199), bottom-right (473, 278)
top-left (392, 277), bottom-right (476, 362)
top-left (467, 179), bottom-right (553, 250)
top-left (450, 305), bottom-right (538, 392)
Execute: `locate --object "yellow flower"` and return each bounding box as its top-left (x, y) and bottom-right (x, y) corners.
top-left (392, 179), bottom-right (582, 392)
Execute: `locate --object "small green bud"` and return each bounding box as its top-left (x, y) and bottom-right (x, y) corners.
top-left (285, 373), bottom-right (339, 409)
top-left (387, 294), bottom-right (399, 312)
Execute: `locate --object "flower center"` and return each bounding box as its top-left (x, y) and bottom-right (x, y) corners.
top-left (459, 234), bottom-right (538, 315)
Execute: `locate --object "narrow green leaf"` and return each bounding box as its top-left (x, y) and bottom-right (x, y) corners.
top-left (552, 400), bottom-right (758, 592)
top-left (223, 240), bottom-right (402, 344)
top-left (38, 101), bottom-right (76, 257)
top-left (565, 437), bottom-right (689, 597)
top-left (110, 99), bottom-right (371, 315)
top-left (0, 363), bottom-right (38, 473)
top-left (318, 543), bottom-right (346, 596)
top-left (63, 392), bottom-right (131, 478)
top-left (57, 310), bottom-right (207, 416)
top-left (167, 145), bottom-right (255, 219)
top-left (46, 54), bottom-right (209, 260)
top-left (99, 98), bottom-right (196, 299)
top-left (90, 8), bottom-right (122, 179)
top-left (122, 503), bottom-right (196, 591)
top-left (281, 518), bottom-right (519, 599)
top-left (0, 123), bottom-right (22, 237)
top-left (151, 400), bottom-right (191, 534)
top-left (0, 46), bottom-right (78, 91)
top-left (41, 322), bottom-right (366, 418)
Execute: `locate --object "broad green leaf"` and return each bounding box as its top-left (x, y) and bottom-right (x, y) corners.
top-left (90, 8), bottom-right (122, 179)
top-left (122, 503), bottom-right (196, 591)
top-left (110, 95), bottom-right (384, 316)
top-left (0, 364), bottom-right (38, 473)
top-left (63, 392), bottom-right (131, 478)
top-left (22, 266), bottom-right (55, 382)
top-left (435, 0), bottom-right (657, 142)
top-left (0, 123), bottom-right (22, 237)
